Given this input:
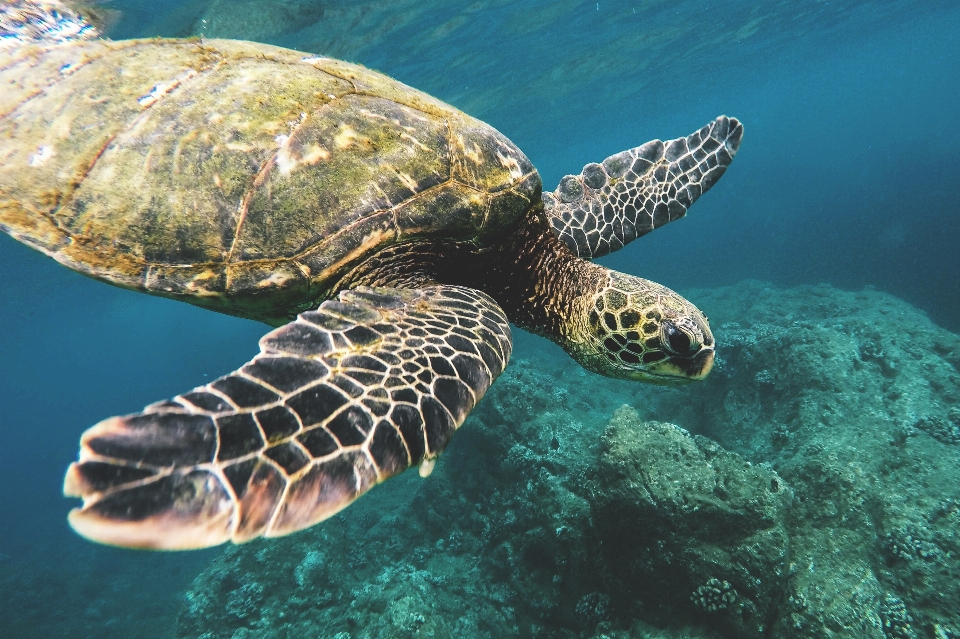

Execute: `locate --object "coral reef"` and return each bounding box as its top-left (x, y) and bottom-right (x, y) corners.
top-left (653, 282), bottom-right (960, 638)
top-left (174, 357), bottom-right (633, 639)
top-left (592, 411), bottom-right (791, 638)
top-left (174, 282), bottom-right (960, 638)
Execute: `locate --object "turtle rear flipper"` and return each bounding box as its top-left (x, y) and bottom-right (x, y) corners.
top-left (545, 115), bottom-right (743, 258)
top-left (64, 285), bottom-right (512, 549)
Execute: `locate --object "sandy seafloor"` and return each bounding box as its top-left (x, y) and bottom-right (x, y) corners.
top-left (1, 1), bottom-right (959, 637)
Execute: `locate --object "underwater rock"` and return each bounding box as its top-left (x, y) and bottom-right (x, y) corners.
top-left (913, 415), bottom-right (960, 445)
top-left (174, 358), bottom-right (628, 638)
top-left (591, 407), bottom-right (791, 639)
top-left (174, 282), bottom-right (960, 639)
top-left (653, 282), bottom-right (960, 638)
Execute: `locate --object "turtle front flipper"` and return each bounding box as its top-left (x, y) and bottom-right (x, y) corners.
top-left (64, 285), bottom-right (511, 549)
top-left (545, 116), bottom-right (743, 259)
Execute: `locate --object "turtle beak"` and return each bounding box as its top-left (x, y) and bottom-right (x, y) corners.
top-left (685, 347), bottom-right (715, 380)
top-left (640, 347), bottom-right (714, 385)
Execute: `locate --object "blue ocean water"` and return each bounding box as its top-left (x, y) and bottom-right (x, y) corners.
top-left (0, 1), bottom-right (958, 637)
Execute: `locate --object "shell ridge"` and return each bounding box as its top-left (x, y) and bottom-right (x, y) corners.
top-left (301, 62), bottom-right (360, 95)
top-left (294, 176), bottom-right (464, 260)
top-left (0, 40), bottom-right (141, 119)
top-left (46, 53), bottom-right (226, 242)
top-left (225, 87), bottom-right (359, 265)
top-left (226, 144), bottom-right (279, 264)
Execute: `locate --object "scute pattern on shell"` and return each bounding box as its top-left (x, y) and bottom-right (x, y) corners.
top-left (0, 38), bottom-right (538, 324)
top-left (63, 285), bottom-right (512, 549)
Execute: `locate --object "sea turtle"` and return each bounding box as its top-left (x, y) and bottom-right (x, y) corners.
top-left (0, 10), bottom-right (742, 549)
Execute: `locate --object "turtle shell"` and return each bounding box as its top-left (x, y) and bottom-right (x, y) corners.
top-left (0, 38), bottom-right (539, 323)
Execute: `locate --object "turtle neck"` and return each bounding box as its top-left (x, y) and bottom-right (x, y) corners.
top-left (466, 205), bottom-right (605, 344)
top-left (335, 202), bottom-right (604, 350)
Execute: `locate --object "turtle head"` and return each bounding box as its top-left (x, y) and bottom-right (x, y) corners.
top-left (567, 270), bottom-right (714, 385)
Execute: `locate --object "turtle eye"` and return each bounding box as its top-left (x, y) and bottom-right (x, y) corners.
top-left (663, 322), bottom-right (696, 355)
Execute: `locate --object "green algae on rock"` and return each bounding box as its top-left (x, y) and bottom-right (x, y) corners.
top-left (592, 408), bottom-right (791, 638)
top-left (173, 282), bottom-right (960, 639)
top-left (173, 357), bottom-right (629, 639)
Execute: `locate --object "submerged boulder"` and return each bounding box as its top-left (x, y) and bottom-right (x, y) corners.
top-left (173, 282), bottom-right (960, 639)
top-left (591, 407), bottom-right (791, 639)
top-left (649, 282), bottom-right (960, 638)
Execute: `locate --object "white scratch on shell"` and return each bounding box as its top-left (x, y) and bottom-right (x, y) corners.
top-left (137, 69), bottom-right (198, 108)
top-left (258, 272), bottom-right (293, 288)
top-left (496, 151), bottom-right (524, 180)
top-left (28, 145), bottom-right (53, 166)
top-left (274, 134), bottom-right (298, 175)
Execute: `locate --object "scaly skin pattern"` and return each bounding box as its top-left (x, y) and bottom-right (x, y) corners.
top-left (570, 270), bottom-right (715, 383)
top-left (0, 38), bottom-right (538, 324)
top-left (342, 208), bottom-right (715, 385)
top-left (64, 285), bottom-right (511, 548)
top-left (458, 211), bottom-right (716, 384)
top-left (544, 116), bottom-right (743, 259)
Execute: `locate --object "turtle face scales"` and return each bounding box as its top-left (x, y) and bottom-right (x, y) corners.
top-left (533, 114), bottom-right (740, 386)
top-left (570, 271), bottom-right (715, 385)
